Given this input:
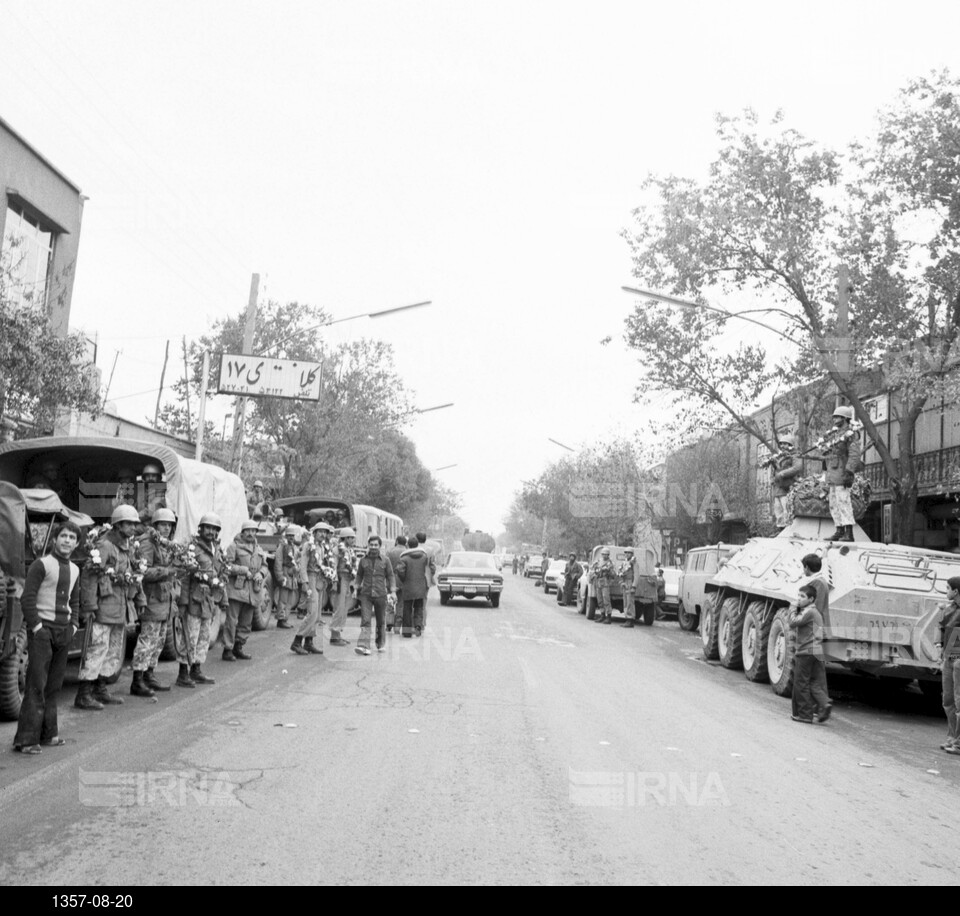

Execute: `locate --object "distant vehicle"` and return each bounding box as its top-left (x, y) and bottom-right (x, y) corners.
top-left (501, 551), bottom-right (515, 567)
top-left (437, 551), bottom-right (504, 607)
top-left (541, 559), bottom-right (566, 595)
top-left (677, 544), bottom-right (740, 632)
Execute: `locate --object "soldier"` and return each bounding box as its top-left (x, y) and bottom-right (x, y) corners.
top-left (75, 505), bottom-right (144, 710)
top-left (590, 548), bottom-right (617, 624)
top-left (820, 405), bottom-right (862, 542)
top-left (247, 479), bottom-right (266, 517)
top-left (272, 525), bottom-right (300, 630)
top-left (222, 519), bottom-right (267, 661)
top-left (175, 513), bottom-right (228, 687)
top-left (329, 526), bottom-right (359, 647)
top-left (130, 508), bottom-right (180, 696)
top-left (561, 552), bottom-right (581, 606)
top-left (619, 547), bottom-right (639, 628)
top-left (291, 522), bottom-right (335, 655)
top-left (771, 434), bottom-right (802, 530)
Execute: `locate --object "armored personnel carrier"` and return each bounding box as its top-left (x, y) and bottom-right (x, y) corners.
top-left (699, 514), bottom-right (950, 700)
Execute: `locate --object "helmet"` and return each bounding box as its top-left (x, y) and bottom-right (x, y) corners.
top-left (117, 467), bottom-right (137, 483)
top-left (600, 547), bottom-right (610, 555)
top-left (240, 519), bottom-right (260, 532)
top-left (832, 405), bottom-right (855, 421)
top-left (777, 434), bottom-right (796, 447)
top-left (152, 508), bottom-right (177, 525)
top-left (141, 463), bottom-right (163, 477)
top-left (624, 547), bottom-right (635, 554)
top-left (198, 512), bottom-right (223, 530)
top-left (253, 479), bottom-right (264, 488)
top-left (311, 521), bottom-right (334, 534)
top-left (287, 525), bottom-right (305, 543)
top-left (111, 505), bottom-right (140, 525)
top-left (338, 527), bottom-right (357, 538)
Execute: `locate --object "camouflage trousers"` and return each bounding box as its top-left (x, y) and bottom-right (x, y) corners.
top-left (132, 619), bottom-right (167, 671)
top-left (828, 486), bottom-right (855, 526)
top-left (175, 612), bottom-right (211, 666)
top-left (296, 576), bottom-right (328, 640)
top-left (78, 621), bottom-right (125, 682)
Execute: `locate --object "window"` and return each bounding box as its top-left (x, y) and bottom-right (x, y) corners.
top-left (2, 203), bottom-right (56, 309)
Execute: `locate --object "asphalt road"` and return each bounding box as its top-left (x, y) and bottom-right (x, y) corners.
top-left (1, 575), bottom-right (958, 886)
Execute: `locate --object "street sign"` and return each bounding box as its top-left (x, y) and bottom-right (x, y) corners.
top-left (216, 352), bottom-right (322, 401)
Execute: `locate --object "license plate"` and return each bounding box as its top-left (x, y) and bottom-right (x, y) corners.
top-left (464, 586), bottom-right (477, 595)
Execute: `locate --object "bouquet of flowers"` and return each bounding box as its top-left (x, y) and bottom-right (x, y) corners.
top-left (784, 473), bottom-right (872, 522)
top-left (811, 420), bottom-right (864, 454)
top-left (196, 568), bottom-right (222, 589)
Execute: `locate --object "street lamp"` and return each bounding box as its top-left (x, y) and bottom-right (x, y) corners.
top-left (432, 464), bottom-right (458, 471)
top-left (548, 437), bottom-right (576, 452)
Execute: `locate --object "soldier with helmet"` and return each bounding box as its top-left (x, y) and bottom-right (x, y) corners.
top-left (619, 547), bottom-right (639, 629)
top-left (130, 507), bottom-right (180, 696)
top-left (75, 504), bottom-right (145, 710)
top-left (590, 547), bottom-right (617, 624)
top-left (272, 524), bottom-right (301, 629)
top-left (291, 522), bottom-right (335, 655)
top-left (771, 434), bottom-right (802, 530)
top-left (175, 513), bottom-right (228, 687)
top-left (329, 526), bottom-right (359, 646)
top-left (222, 519), bottom-right (267, 662)
top-left (248, 479), bottom-right (267, 518)
top-left (820, 405), bottom-right (862, 542)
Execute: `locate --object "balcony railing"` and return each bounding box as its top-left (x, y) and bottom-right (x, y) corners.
top-left (864, 445), bottom-right (960, 499)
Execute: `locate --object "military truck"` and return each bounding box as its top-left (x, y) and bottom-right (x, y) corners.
top-left (578, 544), bottom-right (658, 626)
top-left (699, 516), bottom-right (947, 698)
top-left (0, 482), bottom-right (27, 719)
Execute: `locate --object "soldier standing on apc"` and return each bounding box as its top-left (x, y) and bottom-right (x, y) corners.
top-left (820, 405), bottom-right (862, 542)
top-left (75, 505), bottom-right (144, 710)
top-left (771, 434), bottom-right (802, 530)
top-left (176, 513), bottom-right (228, 687)
top-left (222, 519), bottom-right (266, 661)
top-left (130, 508), bottom-right (180, 696)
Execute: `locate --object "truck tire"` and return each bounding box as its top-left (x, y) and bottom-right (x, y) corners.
top-left (677, 600), bottom-right (699, 632)
top-left (490, 594), bottom-right (500, 608)
top-left (741, 600), bottom-right (771, 683)
top-left (641, 601), bottom-right (655, 626)
top-left (439, 592), bottom-right (450, 606)
top-left (700, 594), bottom-right (719, 661)
top-left (767, 607), bottom-right (796, 697)
top-left (918, 679), bottom-right (944, 712)
top-left (717, 596), bottom-right (744, 669)
top-left (587, 595), bottom-right (598, 621)
top-left (0, 622), bottom-right (28, 721)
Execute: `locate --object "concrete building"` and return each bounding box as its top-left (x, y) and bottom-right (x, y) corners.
top-left (0, 115), bottom-right (85, 337)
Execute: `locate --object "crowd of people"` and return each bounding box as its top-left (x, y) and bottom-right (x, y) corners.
top-left (11, 502), bottom-right (438, 755)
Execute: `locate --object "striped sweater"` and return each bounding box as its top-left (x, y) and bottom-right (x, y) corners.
top-left (21, 554), bottom-right (80, 630)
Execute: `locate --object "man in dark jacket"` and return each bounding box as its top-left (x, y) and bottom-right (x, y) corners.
top-left (354, 535), bottom-right (395, 655)
top-left (396, 536), bottom-right (436, 638)
top-left (938, 576), bottom-right (960, 755)
top-left (561, 553), bottom-right (582, 606)
top-left (385, 535), bottom-right (407, 632)
top-left (222, 520), bottom-right (267, 661)
top-left (14, 522), bottom-right (81, 753)
top-left (130, 508), bottom-right (181, 696)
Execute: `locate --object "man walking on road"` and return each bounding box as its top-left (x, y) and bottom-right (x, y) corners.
top-left (354, 535), bottom-right (396, 655)
top-left (396, 536), bottom-right (435, 638)
top-left (385, 535), bottom-right (407, 632)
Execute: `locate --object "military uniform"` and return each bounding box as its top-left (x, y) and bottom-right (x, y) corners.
top-left (330, 540), bottom-right (360, 643)
top-left (620, 554), bottom-right (638, 622)
top-left (591, 555), bottom-right (617, 622)
top-left (272, 537), bottom-right (299, 626)
top-left (223, 532), bottom-right (267, 659)
top-left (78, 528), bottom-right (143, 705)
top-left (822, 424), bottom-right (862, 535)
top-left (295, 534), bottom-right (334, 647)
top-left (132, 527), bottom-right (181, 690)
top-left (772, 449), bottom-right (802, 528)
top-left (177, 535), bottom-right (228, 675)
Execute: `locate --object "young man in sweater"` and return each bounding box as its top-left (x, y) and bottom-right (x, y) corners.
top-left (14, 522), bottom-right (82, 754)
top-left (788, 583), bottom-right (832, 725)
top-left (937, 576), bottom-right (960, 754)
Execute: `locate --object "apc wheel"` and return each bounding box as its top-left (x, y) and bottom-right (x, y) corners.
top-left (742, 600), bottom-right (771, 683)
top-left (439, 592), bottom-right (450, 606)
top-left (0, 623), bottom-right (28, 721)
top-left (700, 594), bottom-right (719, 661)
top-left (717, 596), bottom-right (744, 670)
top-left (677, 601), bottom-right (699, 632)
top-left (767, 607), bottom-right (796, 697)
top-left (641, 602), bottom-right (655, 626)
top-left (490, 594), bottom-right (500, 608)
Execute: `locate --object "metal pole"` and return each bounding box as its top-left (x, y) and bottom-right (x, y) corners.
top-left (153, 339), bottom-right (170, 427)
top-left (195, 350), bottom-right (210, 462)
top-left (231, 273), bottom-right (260, 475)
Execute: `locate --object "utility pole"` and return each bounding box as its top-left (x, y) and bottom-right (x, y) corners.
top-left (153, 339), bottom-right (170, 427)
top-left (229, 273), bottom-right (259, 475)
top-left (836, 264), bottom-right (850, 408)
top-left (195, 350), bottom-right (210, 462)
top-left (182, 336), bottom-right (192, 423)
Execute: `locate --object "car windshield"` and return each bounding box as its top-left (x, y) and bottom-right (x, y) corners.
top-left (447, 553), bottom-right (497, 570)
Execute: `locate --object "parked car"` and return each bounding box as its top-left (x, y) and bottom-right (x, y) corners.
top-left (658, 566), bottom-right (681, 620)
top-left (524, 553), bottom-right (545, 579)
top-left (437, 551), bottom-right (504, 607)
top-left (677, 543), bottom-right (741, 631)
top-left (542, 558), bottom-right (566, 594)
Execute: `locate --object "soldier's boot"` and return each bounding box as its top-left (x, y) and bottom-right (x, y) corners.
top-left (222, 647), bottom-right (237, 661)
top-left (176, 663), bottom-right (196, 688)
top-left (290, 636), bottom-right (308, 655)
top-left (303, 637), bottom-right (323, 655)
top-left (602, 615), bottom-right (612, 624)
top-left (74, 681), bottom-right (104, 711)
top-left (620, 619), bottom-right (635, 628)
top-left (93, 677), bottom-right (124, 705)
top-left (839, 525), bottom-right (854, 542)
top-left (827, 528), bottom-right (844, 541)
top-left (190, 663), bottom-right (215, 685)
top-left (276, 616), bottom-right (293, 629)
top-left (130, 670), bottom-right (155, 698)
top-left (144, 667), bottom-right (170, 691)
top-left (233, 641), bottom-right (252, 660)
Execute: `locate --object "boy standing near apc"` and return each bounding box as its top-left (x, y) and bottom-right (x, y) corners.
top-left (14, 522), bottom-right (81, 754)
top-left (937, 576), bottom-right (960, 754)
top-left (788, 584), bottom-right (832, 724)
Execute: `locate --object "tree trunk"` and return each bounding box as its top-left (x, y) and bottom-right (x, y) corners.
top-left (890, 405), bottom-right (923, 547)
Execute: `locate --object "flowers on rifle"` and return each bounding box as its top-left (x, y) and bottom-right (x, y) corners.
top-left (813, 420), bottom-right (863, 454)
top-left (85, 548), bottom-right (103, 570)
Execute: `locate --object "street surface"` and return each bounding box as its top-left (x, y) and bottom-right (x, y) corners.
top-left (1, 575), bottom-right (957, 886)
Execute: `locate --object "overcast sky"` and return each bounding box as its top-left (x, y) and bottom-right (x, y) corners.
top-left (2, 1), bottom-right (958, 532)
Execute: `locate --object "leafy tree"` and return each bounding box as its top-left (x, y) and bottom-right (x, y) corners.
top-left (622, 76), bottom-right (960, 544)
top-left (0, 249), bottom-right (101, 435)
